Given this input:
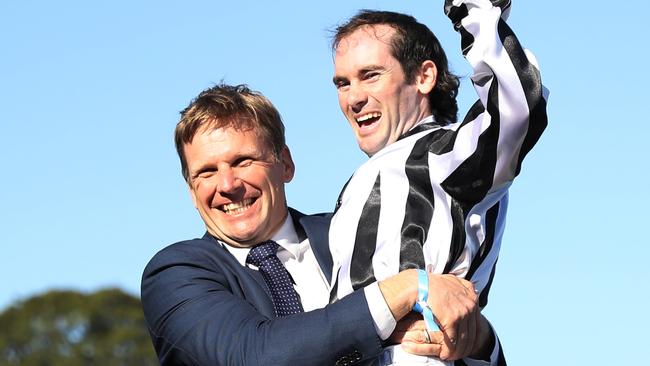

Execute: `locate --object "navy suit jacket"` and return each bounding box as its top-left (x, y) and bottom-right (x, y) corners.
top-left (141, 209), bottom-right (383, 365)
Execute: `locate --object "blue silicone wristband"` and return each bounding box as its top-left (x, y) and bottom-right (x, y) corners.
top-left (412, 269), bottom-right (440, 331)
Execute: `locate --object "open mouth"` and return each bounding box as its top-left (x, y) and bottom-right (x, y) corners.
top-left (219, 198), bottom-right (256, 215)
top-left (356, 112), bottom-right (381, 128)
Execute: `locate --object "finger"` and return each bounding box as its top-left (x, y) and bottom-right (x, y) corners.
top-left (461, 304), bottom-right (480, 357)
top-left (459, 289), bottom-right (481, 359)
top-left (457, 279), bottom-right (479, 306)
top-left (454, 307), bottom-right (469, 359)
top-left (403, 319), bottom-right (426, 332)
top-left (458, 278), bottom-right (475, 293)
top-left (394, 330), bottom-right (423, 344)
top-left (446, 299), bottom-right (479, 360)
top-left (394, 313), bottom-right (424, 332)
top-left (439, 314), bottom-right (458, 356)
top-left (459, 304), bottom-right (478, 359)
top-left (439, 303), bottom-right (469, 360)
top-left (450, 276), bottom-right (477, 299)
top-left (428, 330), bottom-right (444, 345)
top-left (401, 341), bottom-right (443, 357)
top-left (400, 329), bottom-right (445, 344)
top-left (395, 330), bottom-right (420, 343)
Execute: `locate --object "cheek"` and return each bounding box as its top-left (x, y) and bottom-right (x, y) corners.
top-left (337, 93), bottom-right (347, 111)
top-left (195, 181), bottom-right (216, 205)
top-left (264, 175), bottom-right (286, 204)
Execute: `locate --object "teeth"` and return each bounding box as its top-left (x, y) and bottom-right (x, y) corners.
top-left (221, 198), bottom-right (254, 215)
top-left (356, 112), bottom-right (381, 123)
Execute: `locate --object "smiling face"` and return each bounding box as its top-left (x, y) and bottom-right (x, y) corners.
top-left (333, 25), bottom-right (436, 156)
top-left (184, 126), bottom-right (295, 248)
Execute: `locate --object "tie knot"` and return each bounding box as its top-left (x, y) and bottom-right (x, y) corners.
top-left (246, 240), bottom-right (280, 267)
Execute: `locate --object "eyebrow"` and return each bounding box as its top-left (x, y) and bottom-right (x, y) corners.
top-left (189, 162), bottom-right (215, 179)
top-left (361, 65), bottom-right (384, 72)
top-left (333, 64), bottom-right (386, 84)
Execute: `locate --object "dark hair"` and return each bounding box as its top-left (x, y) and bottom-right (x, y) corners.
top-left (333, 10), bottom-right (459, 125)
top-left (174, 83), bottom-right (286, 182)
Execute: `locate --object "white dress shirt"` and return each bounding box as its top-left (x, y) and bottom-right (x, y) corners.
top-left (222, 214), bottom-right (396, 337)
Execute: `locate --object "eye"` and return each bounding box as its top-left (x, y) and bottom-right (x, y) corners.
top-left (196, 168), bottom-right (216, 179)
top-left (234, 157), bottom-right (255, 168)
top-left (363, 71), bottom-right (380, 81)
top-left (333, 78), bottom-right (349, 91)
top-left (238, 159), bottom-right (253, 168)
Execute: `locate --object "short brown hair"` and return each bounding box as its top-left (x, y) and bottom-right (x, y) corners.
top-left (174, 83), bottom-right (286, 182)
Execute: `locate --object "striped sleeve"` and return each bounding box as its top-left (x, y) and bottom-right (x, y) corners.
top-left (443, 1), bottom-right (546, 365)
top-left (443, 0), bottom-right (548, 201)
top-left (417, 0), bottom-right (549, 300)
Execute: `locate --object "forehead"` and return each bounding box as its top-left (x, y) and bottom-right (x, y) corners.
top-left (185, 127), bottom-right (266, 163)
top-left (335, 24), bottom-right (396, 60)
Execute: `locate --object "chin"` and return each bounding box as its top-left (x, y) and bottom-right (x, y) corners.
top-left (359, 144), bottom-right (379, 157)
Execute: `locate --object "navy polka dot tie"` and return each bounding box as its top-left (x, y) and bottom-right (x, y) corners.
top-left (246, 240), bottom-right (303, 317)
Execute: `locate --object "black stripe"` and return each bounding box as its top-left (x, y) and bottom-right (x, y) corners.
top-left (350, 174), bottom-right (381, 291)
top-left (329, 268), bottom-right (340, 304)
top-left (427, 127), bottom-right (459, 155)
top-left (334, 175), bottom-right (353, 213)
top-left (398, 122), bottom-right (438, 141)
top-left (443, 198), bottom-right (470, 274)
top-left (459, 26), bottom-right (474, 56)
top-left (445, 1), bottom-right (474, 53)
top-left (399, 135), bottom-right (435, 271)
top-left (445, 2), bottom-right (469, 31)
top-left (466, 201), bottom-right (500, 280)
top-left (404, 123), bottom-right (462, 156)
top-left (437, 100), bottom-right (484, 158)
top-left (464, 100), bottom-right (485, 123)
top-left (441, 77), bottom-right (500, 205)
top-left (497, 337), bottom-right (507, 365)
top-left (497, 20), bottom-right (548, 176)
top-left (479, 259), bottom-right (497, 308)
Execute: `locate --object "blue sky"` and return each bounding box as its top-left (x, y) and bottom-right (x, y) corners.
top-left (2, 1), bottom-right (649, 364)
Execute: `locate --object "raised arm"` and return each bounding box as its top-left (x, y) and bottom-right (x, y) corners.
top-left (441, 0), bottom-right (549, 200)
top-left (430, 0), bottom-right (547, 363)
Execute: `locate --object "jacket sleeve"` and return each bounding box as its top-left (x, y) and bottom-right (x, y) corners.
top-left (141, 241), bottom-right (382, 366)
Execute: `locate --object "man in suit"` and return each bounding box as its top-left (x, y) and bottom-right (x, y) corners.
top-left (141, 83), bottom-right (495, 365)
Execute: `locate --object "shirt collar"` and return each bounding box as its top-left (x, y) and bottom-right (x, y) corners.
top-left (271, 213), bottom-right (302, 259)
top-left (220, 213), bottom-right (302, 266)
top-left (414, 115), bottom-right (435, 127)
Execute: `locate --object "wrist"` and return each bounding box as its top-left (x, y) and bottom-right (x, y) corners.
top-left (377, 269), bottom-right (418, 320)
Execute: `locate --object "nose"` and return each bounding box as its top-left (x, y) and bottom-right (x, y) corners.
top-left (216, 167), bottom-right (242, 194)
top-left (347, 83), bottom-right (367, 113)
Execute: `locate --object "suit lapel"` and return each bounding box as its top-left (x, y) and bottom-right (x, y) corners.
top-left (241, 266), bottom-right (276, 316)
top-left (199, 209), bottom-right (334, 317)
top-left (202, 233), bottom-right (276, 317)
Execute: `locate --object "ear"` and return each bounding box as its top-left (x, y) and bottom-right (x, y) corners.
top-left (279, 146), bottom-right (295, 183)
top-left (416, 60), bottom-right (437, 95)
